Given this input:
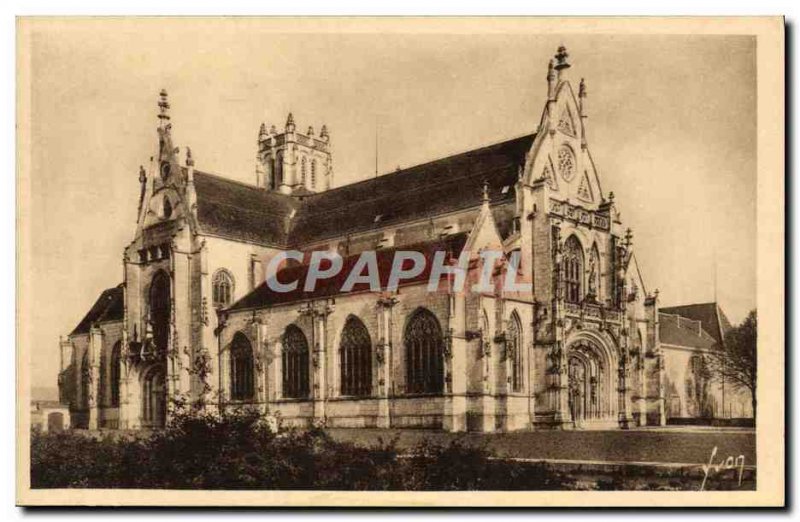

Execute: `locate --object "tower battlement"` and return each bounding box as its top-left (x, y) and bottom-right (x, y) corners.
top-left (256, 113), bottom-right (333, 194)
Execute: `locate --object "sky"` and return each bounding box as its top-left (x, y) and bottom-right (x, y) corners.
top-left (22, 21), bottom-right (756, 391)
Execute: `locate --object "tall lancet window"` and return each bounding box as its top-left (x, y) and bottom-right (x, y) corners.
top-left (404, 308), bottom-right (444, 394)
top-left (339, 316), bottom-right (372, 397)
top-left (563, 236), bottom-right (584, 304)
top-left (301, 156), bottom-right (307, 186)
top-left (230, 332), bottom-right (255, 401)
top-left (80, 351), bottom-right (91, 410)
top-left (508, 313), bottom-right (524, 392)
top-left (110, 342), bottom-right (121, 407)
top-left (311, 159), bottom-right (317, 189)
top-left (282, 325), bottom-right (310, 399)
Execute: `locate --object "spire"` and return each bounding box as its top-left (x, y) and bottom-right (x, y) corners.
top-left (157, 89), bottom-right (170, 128)
top-left (137, 165), bottom-right (147, 221)
top-left (579, 78), bottom-right (588, 147)
top-left (547, 59), bottom-right (557, 101)
top-left (625, 227), bottom-right (633, 249)
top-left (186, 148), bottom-right (197, 211)
top-left (285, 112), bottom-right (295, 133)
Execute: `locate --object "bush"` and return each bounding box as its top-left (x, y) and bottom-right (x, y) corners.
top-left (30, 410), bottom-right (573, 490)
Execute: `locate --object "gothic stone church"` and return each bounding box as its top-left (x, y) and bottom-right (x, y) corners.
top-left (58, 48), bottom-right (744, 432)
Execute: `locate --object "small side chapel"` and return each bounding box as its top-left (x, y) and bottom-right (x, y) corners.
top-left (59, 47), bottom-right (733, 432)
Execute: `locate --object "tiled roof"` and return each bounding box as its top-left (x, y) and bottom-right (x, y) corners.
top-left (193, 170), bottom-right (300, 246)
top-left (659, 302), bottom-right (731, 346)
top-left (70, 284), bottom-right (124, 336)
top-left (658, 312), bottom-right (718, 350)
top-left (228, 233), bottom-right (469, 311)
top-left (289, 134), bottom-right (535, 245)
top-left (189, 133), bottom-right (534, 248)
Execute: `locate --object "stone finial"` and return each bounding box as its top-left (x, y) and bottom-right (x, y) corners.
top-left (554, 46), bottom-right (570, 70)
top-left (320, 124), bottom-right (329, 141)
top-left (157, 89), bottom-right (170, 125)
top-left (258, 122), bottom-right (268, 141)
top-left (270, 124), bottom-right (277, 135)
top-left (579, 78), bottom-right (587, 98)
top-left (482, 180), bottom-right (490, 204)
top-left (139, 165), bottom-right (147, 183)
top-left (285, 112), bottom-right (296, 132)
top-left (625, 227), bottom-right (633, 247)
top-left (307, 126), bottom-right (314, 136)
top-left (186, 147), bottom-right (194, 167)
top-left (608, 191), bottom-right (615, 202)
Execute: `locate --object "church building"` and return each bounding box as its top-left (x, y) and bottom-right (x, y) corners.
top-left (58, 47), bottom-right (747, 432)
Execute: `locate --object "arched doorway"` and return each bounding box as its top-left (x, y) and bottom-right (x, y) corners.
top-left (566, 336), bottom-right (617, 429)
top-left (141, 364), bottom-right (166, 428)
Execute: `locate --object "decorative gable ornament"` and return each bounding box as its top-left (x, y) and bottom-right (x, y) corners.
top-left (557, 145), bottom-right (576, 182)
top-left (543, 160), bottom-right (558, 190)
top-left (577, 171), bottom-right (594, 202)
top-left (557, 106), bottom-right (577, 136)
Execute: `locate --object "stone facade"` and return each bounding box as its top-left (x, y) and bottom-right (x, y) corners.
top-left (58, 47), bottom-right (744, 432)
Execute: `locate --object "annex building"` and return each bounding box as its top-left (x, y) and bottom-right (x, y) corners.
top-left (58, 48), bottom-right (751, 432)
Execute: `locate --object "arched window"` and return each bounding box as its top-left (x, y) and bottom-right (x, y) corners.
top-left (110, 342), bottom-right (121, 407)
top-left (163, 197), bottom-right (173, 219)
top-left (276, 152), bottom-right (283, 187)
top-left (340, 316), bottom-right (372, 396)
top-left (212, 269), bottom-right (234, 309)
top-left (149, 270), bottom-right (171, 354)
top-left (508, 314), bottom-right (524, 392)
top-left (230, 332), bottom-right (255, 401)
top-left (80, 351), bottom-right (91, 410)
top-left (404, 308), bottom-right (444, 394)
top-left (282, 325), bottom-right (310, 398)
top-left (563, 236), bottom-right (584, 304)
top-left (311, 159), bottom-right (317, 189)
top-left (301, 156), bottom-right (307, 186)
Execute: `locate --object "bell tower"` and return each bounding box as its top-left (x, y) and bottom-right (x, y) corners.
top-left (256, 113), bottom-right (333, 194)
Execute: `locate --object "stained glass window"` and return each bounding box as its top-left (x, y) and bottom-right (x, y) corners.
top-left (558, 145), bottom-right (576, 181)
top-left (563, 235), bottom-right (584, 304)
top-left (282, 325), bottom-right (310, 399)
top-left (230, 332), bottom-right (255, 401)
top-left (340, 316), bottom-right (372, 396)
top-left (404, 308), bottom-right (444, 394)
top-left (212, 269), bottom-right (234, 308)
top-left (508, 314), bottom-right (524, 392)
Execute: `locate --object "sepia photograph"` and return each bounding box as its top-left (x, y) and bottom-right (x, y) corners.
top-left (15, 16), bottom-right (784, 507)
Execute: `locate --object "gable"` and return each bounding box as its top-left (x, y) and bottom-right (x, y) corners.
top-left (525, 79), bottom-right (603, 209)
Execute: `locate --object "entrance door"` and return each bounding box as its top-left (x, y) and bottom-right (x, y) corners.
top-left (142, 365), bottom-right (166, 428)
top-left (568, 356), bottom-right (587, 427)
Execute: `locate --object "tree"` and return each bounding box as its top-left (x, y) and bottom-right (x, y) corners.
top-left (710, 310), bottom-right (757, 418)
